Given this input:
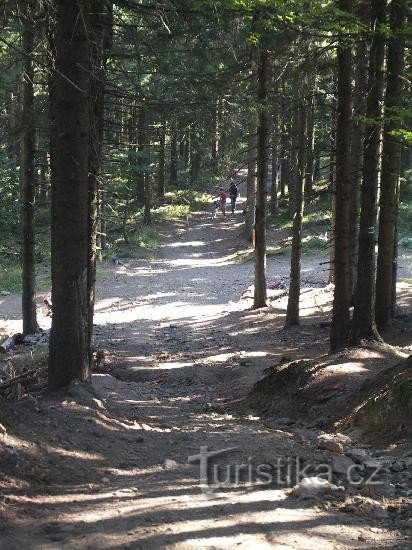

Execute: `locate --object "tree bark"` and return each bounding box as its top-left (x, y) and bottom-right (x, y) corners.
top-left (254, 46), bottom-right (269, 309)
top-left (245, 120), bottom-right (257, 243)
top-left (143, 111), bottom-right (151, 225)
top-left (211, 99), bottom-right (219, 176)
top-left (349, 0), bottom-right (369, 297)
top-left (305, 78), bottom-right (316, 201)
top-left (87, 0), bottom-right (107, 367)
top-left (285, 94), bottom-right (307, 327)
top-left (375, 0), bottom-right (406, 328)
top-left (330, 0), bottom-right (353, 352)
top-left (351, 0), bottom-right (386, 343)
top-left (48, 0), bottom-right (91, 390)
top-left (19, 0), bottom-right (38, 335)
top-left (169, 119), bottom-right (178, 186)
top-left (136, 104), bottom-right (146, 206)
top-left (157, 115), bottom-right (166, 199)
top-left (270, 111), bottom-right (279, 217)
top-left (328, 92), bottom-right (337, 284)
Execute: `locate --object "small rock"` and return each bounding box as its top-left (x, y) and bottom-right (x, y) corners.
top-left (335, 433), bottom-right (352, 445)
top-left (347, 428), bottom-right (363, 442)
top-left (370, 482), bottom-right (396, 499)
top-left (318, 436), bottom-right (344, 454)
top-left (164, 459), bottom-right (178, 470)
top-left (391, 461), bottom-right (406, 472)
top-left (345, 448), bottom-right (370, 464)
top-left (358, 534), bottom-right (367, 543)
top-left (370, 527), bottom-right (383, 534)
top-left (332, 454), bottom-right (355, 475)
top-left (101, 477), bottom-right (110, 483)
top-left (292, 476), bottom-right (343, 498)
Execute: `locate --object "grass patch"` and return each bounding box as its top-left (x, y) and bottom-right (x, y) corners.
top-left (129, 225), bottom-right (162, 249)
top-left (399, 236), bottom-right (412, 249)
top-left (164, 190), bottom-right (210, 212)
top-left (301, 233), bottom-right (329, 252)
top-left (152, 203), bottom-right (189, 221)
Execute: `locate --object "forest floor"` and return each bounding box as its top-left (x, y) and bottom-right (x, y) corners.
top-left (0, 205), bottom-right (411, 549)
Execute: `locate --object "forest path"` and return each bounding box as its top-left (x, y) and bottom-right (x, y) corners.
top-left (1, 210), bottom-right (407, 549)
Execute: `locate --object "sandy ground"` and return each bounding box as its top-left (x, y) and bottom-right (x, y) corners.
top-left (0, 208), bottom-right (411, 549)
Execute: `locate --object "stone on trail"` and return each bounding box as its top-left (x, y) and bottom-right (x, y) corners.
top-left (292, 476), bottom-right (344, 498)
top-left (318, 435), bottom-right (344, 454)
top-left (332, 454), bottom-right (356, 475)
top-left (164, 459), bottom-right (179, 470)
top-left (345, 447), bottom-right (371, 464)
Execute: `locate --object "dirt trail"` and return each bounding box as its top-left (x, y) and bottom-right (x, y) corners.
top-left (0, 210), bottom-right (410, 549)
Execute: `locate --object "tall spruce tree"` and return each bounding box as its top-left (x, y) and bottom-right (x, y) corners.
top-left (375, 0), bottom-right (407, 328)
top-left (351, 0), bottom-right (387, 343)
top-left (48, 0), bottom-right (92, 389)
top-left (330, 0), bottom-right (353, 351)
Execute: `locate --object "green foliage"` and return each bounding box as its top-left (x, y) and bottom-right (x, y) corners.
top-left (129, 225), bottom-right (161, 250)
top-left (301, 234), bottom-right (329, 252)
top-left (0, 264), bottom-right (21, 293)
top-left (399, 237), bottom-right (412, 249)
top-left (0, 147), bottom-right (20, 233)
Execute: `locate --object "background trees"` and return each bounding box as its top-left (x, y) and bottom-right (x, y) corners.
top-left (0, 0), bottom-right (410, 388)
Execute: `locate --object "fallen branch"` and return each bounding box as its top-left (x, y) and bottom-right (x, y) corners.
top-left (0, 368), bottom-right (40, 391)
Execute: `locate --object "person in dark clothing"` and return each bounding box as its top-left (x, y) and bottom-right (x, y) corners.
top-left (228, 180), bottom-right (238, 214)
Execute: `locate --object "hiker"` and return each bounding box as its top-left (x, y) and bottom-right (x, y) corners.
top-left (218, 187), bottom-right (227, 216)
top-left (228, 180), bottom-right (238, 214)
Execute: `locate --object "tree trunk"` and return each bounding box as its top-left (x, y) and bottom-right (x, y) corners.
top-left (313, 144), bottom-right (321, 182)
top-left (288, 99), bottom-right (300, 217)
top-left (270, 111), bottom-right (279, 217)
top-left (157, 115), bottom-right (166, 199)
top-left (211, 100), bottom-right (219, 176)
top-left (254, 47), bottom-right (269, 309)
top-left (143, 113), bottom-right (151, 224)
top-left (87, 0), bottom-right (107, 366)
top-left (375, 0), bottom-right (406, 328)
top-left (351, 0), bottom-right (386, 343)
top-left (328, 95), bottom-right (337, 283)
top-left (136, 105), bottom-right (146, 206)
top-left (38, 146), bottom-right (49, 202)
top-left (169, 119), bottom-right (178, 186)
top-left (391, 177), bottom-right (400, 315)
top-left (48, 0), bottom-right (91, 389)
top-left (245, 120), bottom-right (257, 242)
top-left (285, 95), bottom-right (307, 327)
top-left (348, 0), bottom-right (369, 297)
top-left (279, 120), bottom-right (288, 199)
top-left (305, 78), bottom-right (316, 201)
top-left (330, 0), bottom-right (353, 352)
top-left (20, 0), bottom-right (37, 335)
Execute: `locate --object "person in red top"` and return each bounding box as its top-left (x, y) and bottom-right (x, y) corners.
top-left (218, 187), bottom-right (227, 216)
